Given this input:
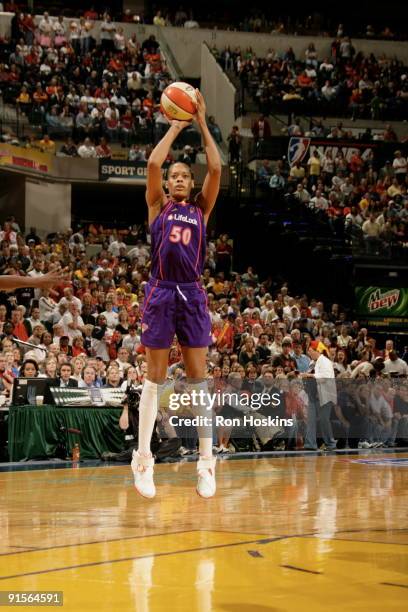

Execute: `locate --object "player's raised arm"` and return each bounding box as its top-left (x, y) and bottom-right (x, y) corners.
top-left (194, 90), bottom-right (222, 222)
top-left (146, 120), bottom-right (190, 220)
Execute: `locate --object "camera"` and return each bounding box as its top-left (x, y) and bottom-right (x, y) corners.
top-left (125, 386), bottom-right (141, 410)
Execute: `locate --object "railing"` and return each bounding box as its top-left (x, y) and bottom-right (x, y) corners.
top-left (154, 26), bottom-right (184, 80)
top-left (0, 100), bottom-right (203, 149)
top-left (241, 88), bottom-right (408, 122)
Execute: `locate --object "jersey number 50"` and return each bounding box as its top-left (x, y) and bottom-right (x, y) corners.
top-left (169, 226), bottom-right (192, 245)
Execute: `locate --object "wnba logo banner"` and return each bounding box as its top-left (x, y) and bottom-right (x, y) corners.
top-left (288, 137), bottom-right (310, 166)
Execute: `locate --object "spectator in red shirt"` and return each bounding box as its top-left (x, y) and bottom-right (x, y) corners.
top-left (84, 7), bottom-right (99, 20)
top-left (213, 315), bottom-right (235, 353)
top-left (349, 150), bottom-right (364, 179)
top-left (11, 309), bottom-right (29, 341)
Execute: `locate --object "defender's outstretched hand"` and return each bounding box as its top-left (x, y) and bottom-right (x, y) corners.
top-left (35, 268), bottom-right (71, 289)
top-left (0, 267), bottom-right (70, 292)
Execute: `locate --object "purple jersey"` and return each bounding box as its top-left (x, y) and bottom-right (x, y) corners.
top-left (150, 200), bottom-right (206, 283)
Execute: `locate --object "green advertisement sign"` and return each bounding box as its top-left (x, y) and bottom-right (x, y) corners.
top-left (355, 286), bottom-right (408, 328)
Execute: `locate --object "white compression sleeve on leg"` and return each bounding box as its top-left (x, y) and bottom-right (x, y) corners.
top-left (137, 379), bottom-right (161, 455)
top-left (189, 380), bottom-right (213, 458)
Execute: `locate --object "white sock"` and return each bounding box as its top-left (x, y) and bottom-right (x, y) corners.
top-left (137, 379), bottom-right (161, 455)
top-left (189, 380), bottom-right (213, 458)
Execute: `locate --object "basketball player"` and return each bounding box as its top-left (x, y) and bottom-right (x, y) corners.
top-left (132, 90), bottom-right (221, 499)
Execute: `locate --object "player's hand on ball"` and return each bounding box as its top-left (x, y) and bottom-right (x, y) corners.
top-left (170, 119), bottom-right (191, 131)
top-left (194, 89), bottom-right (206, 124)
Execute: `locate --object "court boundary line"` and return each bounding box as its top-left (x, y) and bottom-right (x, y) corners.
top-left (0, 526), bottom-right (406, 559)
top-left (7, 545), bottom-right (40, 550)
top-left (0, 535), bottom-right (288, 581)
top-left (0, 527), bottom-right (407, 580)
top-left (280, 564), bottom-right (322, 575)
top-left (0, 529), bottom-right (198, 558)
top-left (329, 536), bottom-right (408, 547)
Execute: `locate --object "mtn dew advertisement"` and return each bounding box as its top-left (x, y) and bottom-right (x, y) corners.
top-left (355, 287), bottom-right (408, 328)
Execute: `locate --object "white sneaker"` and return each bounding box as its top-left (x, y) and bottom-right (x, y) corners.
top-left (131, 450), bottom-right (156, 498)
top-left (196, 456), bottom-right (216, 498)
top-left (359, 441), bottom-right (371, 449)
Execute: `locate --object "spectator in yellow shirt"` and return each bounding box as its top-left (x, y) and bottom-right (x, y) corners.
top-left (38, 134), bottom-right (56, 155)
top-left (16, 86), bottom-right (31, 114)
top-left (153, 10), bottom-right (166, 26)
top-left (387, 178), bottom-right (402, 198)
top-left (358, 193), bottom-right (371, 212)
top-left (289, 161), bottom-right (306, 183)
top-left (307, 150), bottom-right (321, 186)
top-left (212, 276), bottom-right (225, 296)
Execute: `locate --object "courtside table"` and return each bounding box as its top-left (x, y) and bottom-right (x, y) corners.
top-left (8, 405), bottom-right (124, 461)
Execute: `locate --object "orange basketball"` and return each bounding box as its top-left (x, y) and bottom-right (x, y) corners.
top-left (160, 82), bottom-right (197, 121)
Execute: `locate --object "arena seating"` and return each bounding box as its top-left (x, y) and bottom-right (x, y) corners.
top-left (249, 145), bottom-right (408, 262)
top-left (0, 220), bottom-right (406, 457)
top-left (0, 8), bottom-right (406, 460)
top-left (213, 44), bottom-right (408, 120)
top-left (0, 14), bottom-right (202, 154)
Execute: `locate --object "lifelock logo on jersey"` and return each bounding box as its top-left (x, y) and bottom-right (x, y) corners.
top-left (168, 213), bottom-right (198, 225)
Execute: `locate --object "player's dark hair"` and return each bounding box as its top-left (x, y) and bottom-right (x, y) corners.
top-left (166, 162), bottom-right (194, 179)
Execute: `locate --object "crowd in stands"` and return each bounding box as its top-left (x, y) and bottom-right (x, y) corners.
top-left (0, 10), bottom-right (199, 151)
top-left (0, 4), bottom-right (406, 457)
top-left (0, 219), bottom-right (407, 457)
top-left (286, 118), bottom-right (407, 143)
top-left (1, 2), bottom-right (405, 40)
top-left (213, 42), bottom-right (408, 120)
top-left (256, 145), bottom-right (408, 254)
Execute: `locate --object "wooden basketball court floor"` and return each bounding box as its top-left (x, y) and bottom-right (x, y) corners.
top-left (0, 451), bottom-right (407, 611)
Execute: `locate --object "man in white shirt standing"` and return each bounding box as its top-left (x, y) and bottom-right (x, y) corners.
top-left (304, 340), bottom-right (337, 450)
top-left (100, 13), bottom-right (116, 53)
top-left (392, 150), bottom-right (407, 184)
